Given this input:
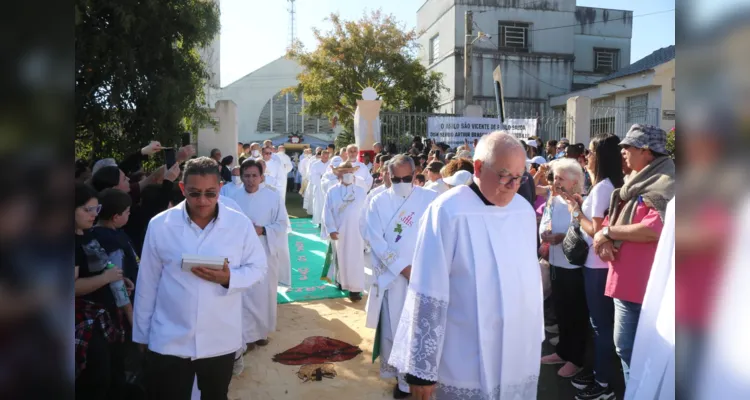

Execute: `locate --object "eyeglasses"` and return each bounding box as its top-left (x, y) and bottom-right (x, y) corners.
top-left (82, 204), bottom-right (102, 215)
top-left (484, 164), bottom-right (527, 186)
top-left (391, 175), bottom-right (413, 184)
top-left (186, 191), bottom-right (218, 199)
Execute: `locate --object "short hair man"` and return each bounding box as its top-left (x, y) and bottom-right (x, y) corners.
top-left (390, 131), bottom-right (543, 400)
top-left (210, 148), bottom-right (222, 163)
top-left (133, 157), bottom-right (268, 399)
top-left (363, 154), bottom-right (439, 398)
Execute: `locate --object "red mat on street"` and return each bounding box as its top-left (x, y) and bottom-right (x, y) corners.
top-left (272, 336), bottom-right (362, 365)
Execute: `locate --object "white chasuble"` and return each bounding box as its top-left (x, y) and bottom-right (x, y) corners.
top-left (351, 160), bottom-right (374, 192)
top-left (309, 160), bottom-right (329, 225)
top-left (389, 186), bottom-right (544, 400)
top-left (322, 183), bottom-right (367, 292)
top-left (228, 186), bottom-right (290, 343)
top-left (302, 158), bottom-right (316, 212)
top-left (363, 186), bottom-right (437, 331)
top-left (626, 197), bottom-right (675, 400)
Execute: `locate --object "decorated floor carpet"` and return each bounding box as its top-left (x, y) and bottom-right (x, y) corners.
top-left (277, 218), bottom-right (348, 304)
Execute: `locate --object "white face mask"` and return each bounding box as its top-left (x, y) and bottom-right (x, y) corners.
top-left (342, 173), bottom-right (355, 185)
top-left (251, 150), bottom-right (260, 157)
top-left (232, 176), bottom-right (241, 185)
top-left (392, 182), bottom-right (413, 198)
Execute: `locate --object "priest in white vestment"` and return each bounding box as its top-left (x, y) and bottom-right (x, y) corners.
top-left (345, 144), bottom-right (374, 192)
top-left (389, 131), bottom-right (544, 400)
top-left (309, 151), bottom-right (331, 226)
top-left (625, 197), bottom-right (675, 400)
top-left (423, 161), bottom-right (449, 195)
top-left (303, 152), bottom-right (319, 213)
top-left (320, 156), bottom-right (344, 205)
top-left (322, 161), bottom-right (367, 301)
top-left (227, 159), bottom-right (290, 352)
top-left (274, 145), bottom-right (294, 200)
top-left (299, 149), bottom-right (313, 204)
top-left (363, 154), bottom-right (438, 398)
top-left (261, 146), bottom-right (287, 195)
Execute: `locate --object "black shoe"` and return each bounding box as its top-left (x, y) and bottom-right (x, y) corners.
top-left (244, 343), bottom-right (256, 354)
top-left (349, 292), bottom-right (362, 302)
top-left (255, 338), bottom-right (269, 346)
top-left (337, 283), bottom-right (342, 291)
top-left (392, 384), bottom-right (411, 399)
top-left (571, 371), bottom-right (594, 390)
top-left (575, 383), bottom-right (614, 400)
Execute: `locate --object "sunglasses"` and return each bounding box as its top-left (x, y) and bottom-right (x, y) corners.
top-left (82, 204), bottom-right (102, 215)
top-left (391, 175), bottom-right (413, 184)
top-left (186, 191), bottom-right (218, 199)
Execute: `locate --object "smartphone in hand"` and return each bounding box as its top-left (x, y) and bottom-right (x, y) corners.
top-left (182, 132), bottom-right (191, 147)
top-left (164, 148), bottom-right (177, 169)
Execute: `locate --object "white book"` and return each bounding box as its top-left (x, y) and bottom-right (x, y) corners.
top-left (181, 254), bottom-right (226, 272)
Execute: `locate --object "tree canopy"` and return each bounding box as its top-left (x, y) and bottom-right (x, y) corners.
top-left (285, 11), bottom-right (446, 148)
top-left (75, 0), bottom-right (220, 161)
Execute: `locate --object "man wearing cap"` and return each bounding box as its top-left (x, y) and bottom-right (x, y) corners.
top-left (321, 161), bottom-right (367, 302)
top-left (592, 124), bottom-right (675, 387)
top-left (443, 169), bottom-right (473, 188)
top-left (362, 154), bottom-right (438, 399)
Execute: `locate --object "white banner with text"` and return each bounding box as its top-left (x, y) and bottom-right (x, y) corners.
top-left (426, 117), bottom-right (537, 148)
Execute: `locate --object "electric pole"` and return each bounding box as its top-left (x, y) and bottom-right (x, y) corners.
top-left (464, 10), bottom-right (473, 108)
top-left (288, 0), bottom-right (297, 48)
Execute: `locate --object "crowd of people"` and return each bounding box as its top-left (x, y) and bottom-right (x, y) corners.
top-left (75, 124), bottom-right (677, 400)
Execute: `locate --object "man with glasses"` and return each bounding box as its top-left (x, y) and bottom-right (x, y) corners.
top-left (389, 131), bottom-right (543, 400)
top-left (133, 157), bottom-right (268, 400)
top-left (227, 159), bottom-right (290, 359)
top-left (362, 154), bottom-right (438, 399)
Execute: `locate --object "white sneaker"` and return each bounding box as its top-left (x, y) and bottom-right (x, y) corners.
top-left (549, 336), bottom-right (560, 346)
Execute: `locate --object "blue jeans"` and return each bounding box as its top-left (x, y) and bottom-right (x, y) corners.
top-left (583, 268), bottom-right (615, 385)
top-left (613, 298), bottom-right (642, 385)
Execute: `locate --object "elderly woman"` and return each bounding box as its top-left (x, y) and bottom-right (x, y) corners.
top-left (539, 158), bottom-right (589, 379)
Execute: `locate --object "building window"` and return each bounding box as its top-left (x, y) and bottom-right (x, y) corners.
top-left (429, 35), bottom-right (440, 64)
top-left (594, 48), bottom-right (619, 73)
top-left (498, 21), bottom-right (530, 52)
top-left (627, 94), bottom-right (648, 122)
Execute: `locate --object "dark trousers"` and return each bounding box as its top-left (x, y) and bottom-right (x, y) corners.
top-left (144, 350), bottom-right (234, 400)
top-left (583, 267), bottom-right (615, 384)
top-left (551, 265), bottom-right (589, 367)
top-left (75, 331), bottom-right (126, 400)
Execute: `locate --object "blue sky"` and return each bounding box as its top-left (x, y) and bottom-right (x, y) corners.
top-left (219, 0), bottom-right (675, 87)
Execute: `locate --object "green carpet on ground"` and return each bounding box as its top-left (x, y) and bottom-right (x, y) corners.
top-left (276, 217), bottom-right (348, 304)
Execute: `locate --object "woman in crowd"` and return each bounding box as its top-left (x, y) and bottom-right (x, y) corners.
top-left (220, 155), bottom-right (234, 182)
top-left (74, 183), bottom-right (131, 400)
top-left (562, 133), bottom-right (624, 399)
top-left (539, 159), bottom-right (588, 379)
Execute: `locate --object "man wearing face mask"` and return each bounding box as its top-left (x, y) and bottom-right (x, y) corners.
top-left (362, 155), bottom-right (438, 399)
top-left (321, 161), bottom-right (367, 302)
top-left (248, 143), bottom-right (262, 159)
top-left (309, 150), bottom-right (331, 226)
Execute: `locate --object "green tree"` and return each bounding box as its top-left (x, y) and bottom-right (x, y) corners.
top-left (285, 10), bottom-right (446, 149)
top-left (75, 0), bottom-right (220, 161)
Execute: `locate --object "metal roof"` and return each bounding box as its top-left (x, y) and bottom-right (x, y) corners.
top-left (597, 45), bottom-right (675, 83)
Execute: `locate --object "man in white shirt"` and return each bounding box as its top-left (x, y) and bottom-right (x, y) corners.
top-left (363, 154), bottom-right (438, 398)
top-left (228, 159), bottom-right (290, 353)
top-left (389, 131), bottom-right (543, 400)
top-left (133, 157), bottom-right (267, 399)
top-left (309, 150), bottom-right (331, 226)
top-left (304, 150), bottom-right (321, 214)
top-left (322, 161), bottom-right (368, 301)
top-left (422, 161), bottom-right (449, 195)
top-left (260, 146), bottom-right (287, 195)
top-left (274, 145), bottom-right (294, 200)
top-left (345, 144), bottom-right (374, 192)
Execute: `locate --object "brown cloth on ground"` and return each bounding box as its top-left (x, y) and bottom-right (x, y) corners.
top-left (272, 336), bottom-right (362, 365)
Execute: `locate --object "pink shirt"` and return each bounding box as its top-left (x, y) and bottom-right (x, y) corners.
top-left (604, 201), bottom-right (664, 304)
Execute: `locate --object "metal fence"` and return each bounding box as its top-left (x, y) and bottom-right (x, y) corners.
top-left (380, 110), bottom-right (570, 152)
top-left (590, 106), bottom-right (661, 138)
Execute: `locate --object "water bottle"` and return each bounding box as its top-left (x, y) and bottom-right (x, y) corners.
top-left (106, 250), bottom-right (130, 307)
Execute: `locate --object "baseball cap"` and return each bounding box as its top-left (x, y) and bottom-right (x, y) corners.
top-left (443, 170), bottom-right (473, 187)
top-left (620, 124), bottom-right (668, 154)
top-left (525, 138), bottom-right (539, 147)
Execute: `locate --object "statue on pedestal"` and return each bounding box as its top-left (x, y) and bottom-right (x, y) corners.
top-left (353, 87), bottom-right (381, 163)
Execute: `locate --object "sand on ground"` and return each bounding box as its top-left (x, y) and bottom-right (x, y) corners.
top-left (228, 296), bottom-right (394, 400)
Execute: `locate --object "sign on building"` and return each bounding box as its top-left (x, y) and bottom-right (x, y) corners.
top-left (427, 117), bottom-right (537, 148)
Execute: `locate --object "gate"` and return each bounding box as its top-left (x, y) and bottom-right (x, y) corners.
top-left (591, 106), bottom-right (660, 138)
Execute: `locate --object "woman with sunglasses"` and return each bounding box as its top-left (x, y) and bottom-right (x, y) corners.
top-left (74, 183), bottom-right (129, 400)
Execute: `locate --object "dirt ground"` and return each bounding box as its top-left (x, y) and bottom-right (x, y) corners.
top-left (228, 297), bottom-right (394, 400)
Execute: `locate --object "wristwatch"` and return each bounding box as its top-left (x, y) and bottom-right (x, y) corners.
top-left (602, 226), bottom-right (612, 240)
top-left (572, 210), bottom-right (581, 220)
top-left (261, 227), bottom-right (267, 236)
